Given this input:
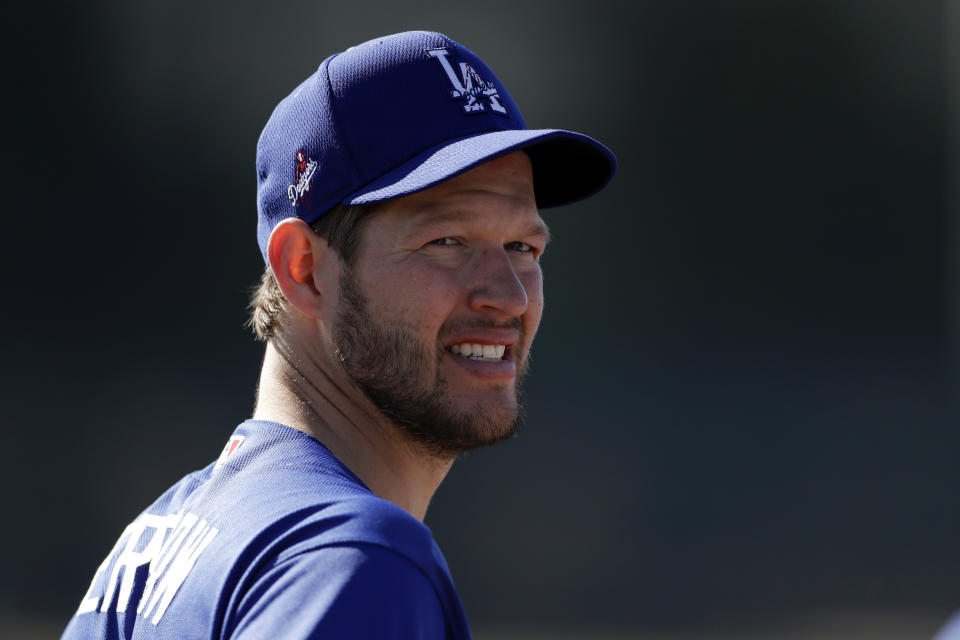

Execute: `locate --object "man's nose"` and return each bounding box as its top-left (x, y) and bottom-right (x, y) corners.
top-left (465, 247), bottom-right (529, 318)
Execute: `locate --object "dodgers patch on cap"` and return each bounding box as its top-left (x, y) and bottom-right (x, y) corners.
top-left (255, 30), bottom-right (616, 261)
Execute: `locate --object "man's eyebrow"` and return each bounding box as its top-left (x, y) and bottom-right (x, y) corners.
top-left (531, 220), bottom-right (552, 244)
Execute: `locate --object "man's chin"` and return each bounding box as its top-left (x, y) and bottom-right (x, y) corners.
top-left (395, 396), bottom-right (525, 457)
top-left (448, 386), bottom-right (519, 411)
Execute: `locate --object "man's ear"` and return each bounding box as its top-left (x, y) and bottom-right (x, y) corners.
top-left (266, 218), bottom-right (335, 319)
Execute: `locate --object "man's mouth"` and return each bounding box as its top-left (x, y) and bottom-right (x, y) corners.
top-left (446, 343), bottom-right (507, 362)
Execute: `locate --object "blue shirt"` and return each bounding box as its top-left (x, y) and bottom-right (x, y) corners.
top-left (935, 611), bottom-right (960, 640)
top-left (62, 420), bottom-right (472, 639)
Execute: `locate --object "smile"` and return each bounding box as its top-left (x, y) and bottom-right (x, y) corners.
top-left (446, 343), bottom-right (507, 361)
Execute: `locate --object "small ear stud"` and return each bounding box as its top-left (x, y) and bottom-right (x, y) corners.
top-left (334, 348), bottom-right (346, 363)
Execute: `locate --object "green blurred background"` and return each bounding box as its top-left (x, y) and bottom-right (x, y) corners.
top-left (5, 0), bottom-right (959, 637)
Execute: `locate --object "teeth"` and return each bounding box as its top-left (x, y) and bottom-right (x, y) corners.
top-left (447, 342), bottom-right (507, 361)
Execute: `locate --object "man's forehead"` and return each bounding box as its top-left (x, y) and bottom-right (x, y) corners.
top-left (403, 203), bottom-right (550, 239)
top-left (376, 181), bottom-right (545, 231)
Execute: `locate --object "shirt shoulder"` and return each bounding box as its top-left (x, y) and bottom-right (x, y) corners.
top-left (935, 610), bottom-right (960, 640)
top-left (221, 493), bottom-right (471, 639)
top-left (61, 421), bottom-right (471, 640)
top-left (229, 543), bottom-right (451, 639)
top-left (268, 492), bottom-right (441, 568)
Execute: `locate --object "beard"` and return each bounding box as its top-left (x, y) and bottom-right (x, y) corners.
top-left (332, 266), bottom-right (529, 458)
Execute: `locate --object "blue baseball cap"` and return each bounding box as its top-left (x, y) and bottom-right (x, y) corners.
top-left (255, 30), bottom-right (617, 261)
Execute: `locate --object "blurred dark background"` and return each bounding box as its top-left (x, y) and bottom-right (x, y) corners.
top-left (5, 0), bottom-right (959, 637)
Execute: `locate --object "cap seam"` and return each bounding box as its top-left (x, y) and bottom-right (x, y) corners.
top-left (322, 53), bottom-right (364, 189)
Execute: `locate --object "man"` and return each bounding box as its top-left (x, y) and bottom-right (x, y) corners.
top-left (62, 31), bottom-right (615, 639)
top-left (936, 612), bottom-right (960, 639)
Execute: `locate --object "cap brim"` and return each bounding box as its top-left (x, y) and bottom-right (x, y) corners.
top-left (346, 129), bottom-right (616, 209)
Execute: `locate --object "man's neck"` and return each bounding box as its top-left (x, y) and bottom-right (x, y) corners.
top-left (251, 340), bottom-right (454, 522)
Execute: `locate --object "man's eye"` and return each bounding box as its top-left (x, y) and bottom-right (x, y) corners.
top-left (506, 241), bottom-right (533, 253)
top-left (429, 237), bottom-right (460, 247)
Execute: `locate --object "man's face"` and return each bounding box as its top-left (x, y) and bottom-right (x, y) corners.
top-left (332, 152), bottom-right (547, 457)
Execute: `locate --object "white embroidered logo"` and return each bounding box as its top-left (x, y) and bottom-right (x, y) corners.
top-left (426, 48), bottom-right (507, 115)
top-left (288, 150), bottom-right (318, 208)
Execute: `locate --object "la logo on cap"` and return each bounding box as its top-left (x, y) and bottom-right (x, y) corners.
top-left (426, 48), bottom-right (507, 115)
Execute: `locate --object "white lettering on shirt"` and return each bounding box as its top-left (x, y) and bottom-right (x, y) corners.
top-left (75, 510), bottom-right (219, 625)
